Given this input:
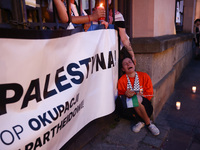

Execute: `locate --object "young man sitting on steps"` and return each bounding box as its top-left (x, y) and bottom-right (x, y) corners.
top-left (117, 54), bottom-right (160, 136)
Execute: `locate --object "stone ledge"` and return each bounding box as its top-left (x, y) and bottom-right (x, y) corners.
top-left (152, 68), bottom-right (176, 119)
top-left (130, 33), bottom-right (193, 54)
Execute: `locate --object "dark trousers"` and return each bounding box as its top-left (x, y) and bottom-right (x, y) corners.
top-left (115, 96), bottom-right (153, 122)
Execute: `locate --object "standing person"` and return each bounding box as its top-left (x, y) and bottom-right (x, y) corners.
top-left (117, 54), bottom-right (160, 136)
top-left (194, 19), bottom-right (200, 56)
top-left (95, 0), bottom-right (135, 63)
top-left (107, 0), bottom-right (135, 64)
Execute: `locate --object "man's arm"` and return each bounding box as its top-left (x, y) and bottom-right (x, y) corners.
top-left (118, 27), bottom-right (136, 64)
top-left (53, 0), bottom-right (69, 23)
top-left (54, 0), bottom-right (106, 24)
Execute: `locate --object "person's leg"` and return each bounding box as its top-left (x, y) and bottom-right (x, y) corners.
top-left (132, 96), bottom-right (160, 135)
top-left (132, 95), bottom-right (150, 133)
top-left (141, 97), bottom-right (153, 118)
top-left (132, 97), bottom-right (153, 122)
top-left (133, 95), bottom-right (150, 125)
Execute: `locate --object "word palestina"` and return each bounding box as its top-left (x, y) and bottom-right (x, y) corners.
top-left (0, 50), bottom-right (116, 116)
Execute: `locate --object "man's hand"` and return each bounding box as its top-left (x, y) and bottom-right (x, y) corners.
top-left (101, 20), bottom-right (108, 29)
top-left (125, 89), bottom-right (136, 98)
top-left (84, 23), bottom-right (91, 31)
top-left (91, 7), bottom-right (105, 21)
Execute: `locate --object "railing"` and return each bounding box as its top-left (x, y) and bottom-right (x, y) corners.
top-left (0, 0), bottom-right (115, 30)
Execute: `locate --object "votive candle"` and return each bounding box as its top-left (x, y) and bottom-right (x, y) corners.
top-left (176, 101), bottom-right (181, 110)
top-left (192, 86), bottom-right (196, 93)
top-left (97, 3), bottom-right (105, 21)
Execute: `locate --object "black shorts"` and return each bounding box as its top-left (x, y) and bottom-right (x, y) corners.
top-left (115, 96), bottom-right (153, 121)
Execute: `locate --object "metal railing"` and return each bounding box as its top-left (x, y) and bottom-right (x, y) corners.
top-left (0, 0), bottom-right (115, 30)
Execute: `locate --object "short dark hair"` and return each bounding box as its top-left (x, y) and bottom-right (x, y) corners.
top-left (120, 56), bottom-right (133, 67)
top-left (119, 47), bottom-right (133, 69)
top-left (120, 52), bottom-right (135, 71)
top-left (194, 19), bottom-right (200, 24)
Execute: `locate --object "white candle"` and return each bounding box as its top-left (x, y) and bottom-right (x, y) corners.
top-left (176, 101), bottom-right (181, 110)
top-left (192, 86), bottom-right (196, 93)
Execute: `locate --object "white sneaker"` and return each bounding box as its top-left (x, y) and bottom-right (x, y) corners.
top-left (132, 122), bottom-right (145, 133)
top-left (148, 123), bottom-right (160, 136)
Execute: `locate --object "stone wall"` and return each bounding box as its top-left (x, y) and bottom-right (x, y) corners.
top-left (132, 33), bottom-right (194, 119)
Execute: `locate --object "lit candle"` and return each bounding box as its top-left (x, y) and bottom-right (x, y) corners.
top-left (176, 101), bottom-right (181, 110)
top-left (97, 3), bottom-right (105, 21)
top-left (192, 86), bottom-right (196, 93)
top-left (99, 3), bottom-right (104, 8)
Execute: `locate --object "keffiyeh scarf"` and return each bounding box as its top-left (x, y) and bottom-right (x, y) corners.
top-left (126, 72), bottom-right (140, 92)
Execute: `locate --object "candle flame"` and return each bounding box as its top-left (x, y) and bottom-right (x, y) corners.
top-left (99, 3), bottom-right (103, 8)
top-left (192, 86), bottom-right (196, 90)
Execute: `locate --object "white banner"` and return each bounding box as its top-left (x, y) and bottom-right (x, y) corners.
top-left (0, 29), bottom-right (118, 150)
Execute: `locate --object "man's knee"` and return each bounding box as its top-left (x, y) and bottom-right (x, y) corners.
top-left (136, 95), bottom-right (143, 104)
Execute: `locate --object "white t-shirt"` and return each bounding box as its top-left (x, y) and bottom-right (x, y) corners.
top-left (71, 3), bottom-right (87, 16)
top-left (115, 11), bottom-right (125, 22)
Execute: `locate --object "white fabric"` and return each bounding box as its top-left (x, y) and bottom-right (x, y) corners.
top-left (0, 29), bottom-right (118, 150)
top-left (71, 3), bottom-right (87, 16)
top-left (115, 11), bottom-right (125, 22)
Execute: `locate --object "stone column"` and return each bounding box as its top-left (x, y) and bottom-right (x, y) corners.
top-left (132, 0), bottom-right (176, 38)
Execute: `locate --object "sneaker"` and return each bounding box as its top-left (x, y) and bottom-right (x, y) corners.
top-left (148, 123), bottom-right (160, 136)
top-left (132, 122), bottom-right (145, 133)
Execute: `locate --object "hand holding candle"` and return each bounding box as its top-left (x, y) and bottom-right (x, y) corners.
top-left (97, 3), bottom-right (105, 21)
top-left (91, 3), bottom-right (105, 21)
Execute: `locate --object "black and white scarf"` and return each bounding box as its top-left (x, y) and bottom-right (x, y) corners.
top-left (126, 72), bottom-right (140, 92)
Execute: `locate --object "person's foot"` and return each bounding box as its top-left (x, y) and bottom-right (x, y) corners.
top-left (132, 122), bottom-right (145, 133)
top-left (148, 123), bottom-right (160, 136)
